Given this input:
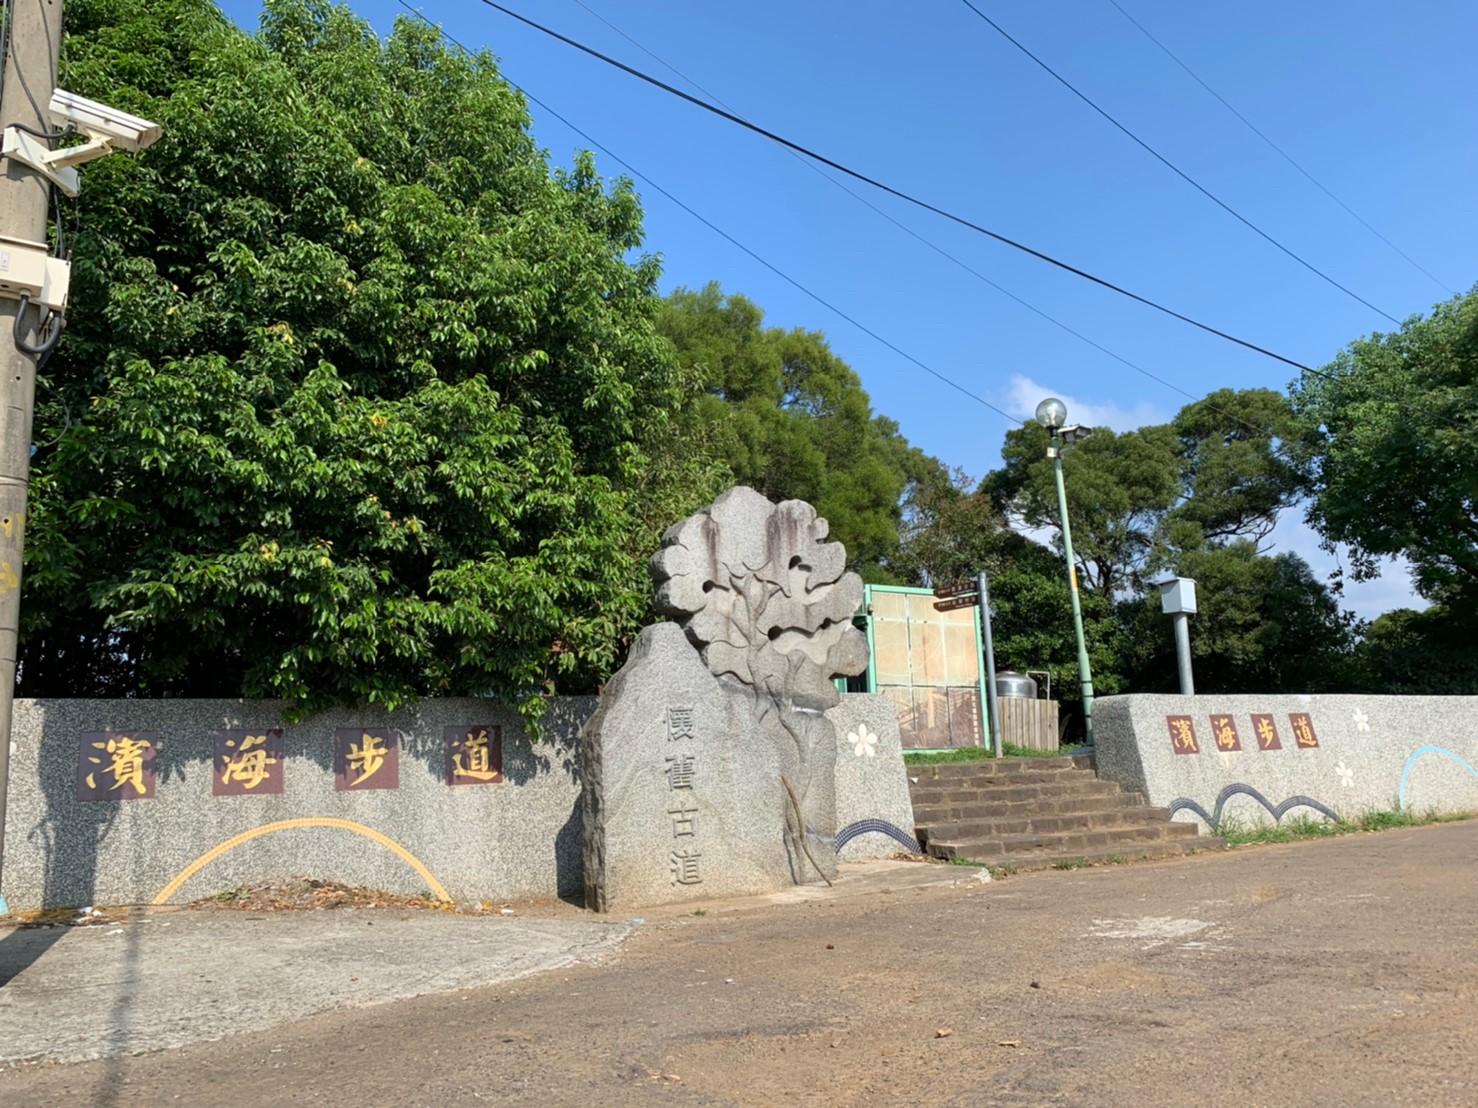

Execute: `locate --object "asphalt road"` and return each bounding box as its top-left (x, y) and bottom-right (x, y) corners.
top-left (3, 822), bottom-right (1475, 1107)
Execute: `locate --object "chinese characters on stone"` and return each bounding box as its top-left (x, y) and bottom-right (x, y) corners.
top-left (444, 725), bottom-right (503, 785)
top-left (334, 728), bottom-right (401, 791)
top-left (1251, 713), bottom-right (1282, 751)
top-left (665, 705), bottom-right (703, 886)
top-left (214, 730), bottom-right (285, 796)
top-left (77, 732), bottom-right (158, 801)
top-left (1166, 712), bottom-right (1321, 755)
top-left (1210, 715), bottom-right (1242, 752)
top-left (1167, 716), bottom-right (1199, 755)
top-left (1289, 713), bottom-right (1320, 748)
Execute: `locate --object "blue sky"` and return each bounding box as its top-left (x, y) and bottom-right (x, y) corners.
top-left (223, 1), bottom-right (1477, 617)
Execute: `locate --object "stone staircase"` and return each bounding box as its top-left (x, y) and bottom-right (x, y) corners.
top-left (909, 754), bottom-right (1222, 869)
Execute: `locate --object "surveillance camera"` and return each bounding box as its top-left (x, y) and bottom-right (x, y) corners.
top-left (47, 88), bottom-right (161, 154)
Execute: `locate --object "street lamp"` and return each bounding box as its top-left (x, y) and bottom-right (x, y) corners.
top-left (1035, 397), bottom-right (1096, 746)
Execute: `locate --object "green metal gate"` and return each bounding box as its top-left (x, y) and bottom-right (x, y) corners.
top-left (861, 585), bottom-right (989, 751)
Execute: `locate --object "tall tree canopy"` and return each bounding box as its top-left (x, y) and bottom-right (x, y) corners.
top-left (657, 283), bottom-right (931, 577)
top-left (1291, 289), bottom-right (1478, 613)
top-left (23, 0), bottom-right (680, 723)
top-left (983, 388), bottom-right (1303, 595)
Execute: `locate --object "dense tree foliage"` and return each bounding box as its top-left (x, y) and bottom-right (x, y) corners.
top-left (657, 284), bottom-right (930, 576)
top-left (23, 1), bottom-right (1465, 719)
top-left (1118, 545), bottom-right (1358, 694)
top-left (23, 0), bottom-right (682, 723)
top-left (1291, 289), bottom-right (1478, 614)
top-left (982, 388), bottom-right (1301, 596)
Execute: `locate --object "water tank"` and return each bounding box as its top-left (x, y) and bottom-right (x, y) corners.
top-left (995, 670), bottom-right (1038, 699)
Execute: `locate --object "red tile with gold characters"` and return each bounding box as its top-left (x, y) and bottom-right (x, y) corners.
top-left (444, 725), bottom-right (503, 786)
top-left (1288, 713), bottom-right (1320, 749)
top-left (1209, 714), bottom-right (1242, 752)
top-left (77, 732), bottom-right (158, 801)
top-left (1166, 715), bottom-right (1199, 755)
top-left (334, 728), bottom-right (400, 791)
top-left (214, 729), bottom-right (286, 796)
top-left (1250, 713), bottom-right (1282, 751)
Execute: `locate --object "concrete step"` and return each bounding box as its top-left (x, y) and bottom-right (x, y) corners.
top-left (909, 757), bottom-right (1082, 779)
top-left (908, 778), bottom-right (1123, 809)
top-left (911, 791), bottom-right (1148, 826)
top-left (915, 805), bottom-right (1177, 846)
top-left (925, 820), bottom-right (1203, 861)
top-left (951, 837), bottom-right (1227, 873)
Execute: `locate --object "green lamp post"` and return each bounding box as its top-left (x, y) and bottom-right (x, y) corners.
top-left (1035, 397), bottom-right (1096, 747)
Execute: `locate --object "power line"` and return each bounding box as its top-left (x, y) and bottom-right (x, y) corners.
top-left (957, 0), bottom-right (1401, 326)
top-left (470, 0), bottom-right (1317, 374)
top-left (566, 0), bottom-right (1267, 431)
top-left (1105, 0), bottom-right (1455, 298)
top-left (394, 0), bottom-right (1017, 424)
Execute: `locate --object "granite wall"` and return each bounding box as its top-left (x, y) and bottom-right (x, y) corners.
top-left (1095, 694), bottom-right (1478, 829)
top-left (2, 692), bottom-right (914, 912)
top-left (1, 697), bottom-right (590, 912)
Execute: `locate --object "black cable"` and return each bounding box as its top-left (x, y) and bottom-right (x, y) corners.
top-left (957, 1), bottom-right (1400, 326)
top-left (1105, 0), bottom-right (1455, 298)
top-left (396, 0), bottom-right (1017, 425)
top-left (568, 0), bottom-right (1280, 441)
top-left (470, 0), bottom-right (1318, 374)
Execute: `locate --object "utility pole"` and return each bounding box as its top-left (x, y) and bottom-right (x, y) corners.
top-left (0, 0), bottom-right (66, 912)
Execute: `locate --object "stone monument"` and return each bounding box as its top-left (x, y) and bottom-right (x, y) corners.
top-left (582, 487), bottom-right (870, 911)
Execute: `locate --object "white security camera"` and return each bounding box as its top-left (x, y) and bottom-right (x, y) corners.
top-left (47, 88), bottom-right (162, 154)
top-left (2, 88), bottom-right (162, 196)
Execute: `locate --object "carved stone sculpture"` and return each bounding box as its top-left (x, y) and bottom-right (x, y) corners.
top-left (650, 488), bottom-right (868, 878)
top-left (582, 488), bottom-right (869, 911)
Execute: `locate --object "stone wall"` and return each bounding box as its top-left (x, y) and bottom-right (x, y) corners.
top-left (1, 697), bottom-right (589, 912)
top-left (1095, 694), bottom-right (1478, 829)
top-left (2, 692), bottom-right (915, 912)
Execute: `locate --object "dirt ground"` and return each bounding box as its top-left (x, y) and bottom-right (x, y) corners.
top-left (4, 822), bottom-right (1476, 1107)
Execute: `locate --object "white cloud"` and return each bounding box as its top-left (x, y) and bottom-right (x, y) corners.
top-left (1002, 374), bottom-right (1172, 432)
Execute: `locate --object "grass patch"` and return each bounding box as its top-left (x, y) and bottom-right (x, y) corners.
top-left (1052, 858), bottom-right (1087, 870)
top-left (903, 743), bottom-right (1090, 765)
top-left (1217, 807), bottom-right (1474, 846)
top-left (1106, 853), bottom-right (1129, 865)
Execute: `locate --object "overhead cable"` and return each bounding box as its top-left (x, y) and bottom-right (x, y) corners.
top-left (470, 0), bottom-right (1319, 374)
top-left (395, 0), bottom-right (1017, 424)
top-left (957, 0), bottom-right (1401, 325)
top-left (1104, 0), bottom-right (1455, 297)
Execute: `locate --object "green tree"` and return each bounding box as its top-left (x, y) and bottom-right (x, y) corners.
top-left (657, 283), bottom-right (931, 576)
top-left (982, 422), bottom-right (1182, 593)
top-left (1291, 288), bottom-right (1478, 614)
top-left (1350, 606), bottom-right (1478, 694)
top-left (1118, 545), bottom-right (1358, 694)
top-left (21, 0), bottom-right (681, 725)
top-left (1168, 388), bottom-right (1304, 548)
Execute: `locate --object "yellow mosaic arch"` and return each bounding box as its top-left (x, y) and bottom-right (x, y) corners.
top-left (152, 817), bottom-right (453, 905)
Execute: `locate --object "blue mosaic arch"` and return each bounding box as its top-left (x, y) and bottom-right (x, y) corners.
top-left (835, 819), bottom-right (921, 854)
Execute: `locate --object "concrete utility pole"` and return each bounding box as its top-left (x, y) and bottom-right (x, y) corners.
top-left (0, 0), bottom-right (66, 910)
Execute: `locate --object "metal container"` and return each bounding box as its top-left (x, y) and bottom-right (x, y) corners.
top-left (994, 670), bottom-right (1039, 699)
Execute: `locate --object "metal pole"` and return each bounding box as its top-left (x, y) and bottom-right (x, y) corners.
top-left (1172, 613), bottom-right (1195, 695)
top-left (0, 0), bottom-right (66, 913)
top-left (1050, 433), bottom-right (1095, 746)
top-left (977, 569), bottom-right (1002, 758)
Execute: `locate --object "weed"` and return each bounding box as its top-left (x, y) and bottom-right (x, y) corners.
top-left (1052, 858), bottom-right (1087, 870)
top-left (215, 885), bottom-right (251, 902)
top-left (996, 861), bottom-right (1019, 876)
top-left (1217, 805), bottom-right (1473, 847)
top-left (1106, 853), bottom-right (1128, 865)
top-left (691, 909), bottom-right (707, 917)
